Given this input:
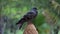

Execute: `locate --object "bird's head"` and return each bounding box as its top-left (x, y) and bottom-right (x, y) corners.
top-left (32, 7), bottom-right (37, 10)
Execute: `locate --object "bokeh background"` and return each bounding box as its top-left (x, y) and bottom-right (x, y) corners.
top-left (0, 0), bottom-right (60, 34)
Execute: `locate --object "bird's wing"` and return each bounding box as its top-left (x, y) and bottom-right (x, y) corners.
top-left (23, 12), bottom-right (35, 20)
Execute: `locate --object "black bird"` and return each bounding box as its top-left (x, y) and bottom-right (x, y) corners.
top-left (16, 7), bottom-right (38, 29)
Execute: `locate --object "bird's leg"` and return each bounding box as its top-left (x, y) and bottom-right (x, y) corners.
top-left (27, 20), bottom-right (33, 25)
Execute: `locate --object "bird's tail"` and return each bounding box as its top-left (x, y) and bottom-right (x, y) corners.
top-left (16, 18), bottom-right (26, 29)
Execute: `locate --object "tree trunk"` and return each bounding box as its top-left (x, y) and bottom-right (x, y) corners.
top-left (23, 21), bottom-right (38, 34)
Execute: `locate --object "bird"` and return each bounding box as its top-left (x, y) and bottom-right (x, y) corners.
top-left (16, 7), bottom-right (38, 29)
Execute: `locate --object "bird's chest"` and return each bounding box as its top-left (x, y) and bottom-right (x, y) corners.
top-left (28, 11), bottom-right (37, 18)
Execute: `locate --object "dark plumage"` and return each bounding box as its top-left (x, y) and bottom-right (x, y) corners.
top-left (16, 7), bottom-right (38, 29)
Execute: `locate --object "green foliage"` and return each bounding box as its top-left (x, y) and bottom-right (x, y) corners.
top-left (33, 13), bottom-right (45, 27)
top-left (55, 0), bottom-right (60, 4)
top-left (1, 0), bottom-right (60, 34)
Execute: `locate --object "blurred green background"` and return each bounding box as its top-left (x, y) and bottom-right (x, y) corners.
top-left (0, 0), bottom-right (60, 34)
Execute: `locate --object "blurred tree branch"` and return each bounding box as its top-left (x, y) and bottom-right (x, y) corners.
top-left (42, 9), bottom-right (58, 34)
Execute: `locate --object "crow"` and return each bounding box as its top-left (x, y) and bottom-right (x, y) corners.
top-left (16, 7), bottom-right (38, 29)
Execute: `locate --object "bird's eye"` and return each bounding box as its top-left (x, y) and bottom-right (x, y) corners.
top-left (33, 8), bottom-right (37, 10)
